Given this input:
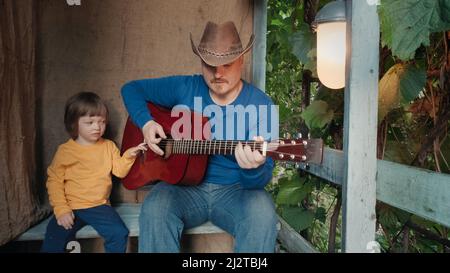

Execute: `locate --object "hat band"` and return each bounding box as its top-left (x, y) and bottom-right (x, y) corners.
top-left (198, 47), bottom-right (243, 58)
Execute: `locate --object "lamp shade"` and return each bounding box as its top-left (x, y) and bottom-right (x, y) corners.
top-left (316, 21), bottom-right (346, 89)
top-left (313, 0), bottom-right (346, 89)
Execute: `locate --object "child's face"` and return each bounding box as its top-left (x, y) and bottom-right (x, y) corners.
top-left (76, 115), bottom-right (106, 144)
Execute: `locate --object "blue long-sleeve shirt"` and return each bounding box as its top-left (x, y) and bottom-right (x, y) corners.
top-left (121, 75), bottom-right (278, 189)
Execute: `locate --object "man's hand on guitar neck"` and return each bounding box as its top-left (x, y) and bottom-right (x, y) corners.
top-left (235, 136), bottom-right (266, 169)
top-left (142, 120), bottom-right (167, 156)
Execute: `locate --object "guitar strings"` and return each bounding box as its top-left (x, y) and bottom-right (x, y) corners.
top-left (150, 140), bottom-right (307, 155)
top-left (155, 139), bottom-right (303, 142)
top-left (154, 139), bottom-right (306, 146)
top-left (137, 138), bottom-right (310, 158)
top-left (160, 149), bottom-right (305, 158)
top-left (139, 139), bottom-right (309, 157)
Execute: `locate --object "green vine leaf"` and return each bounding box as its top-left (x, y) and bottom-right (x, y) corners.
top-left (399, 66), bottom-right (426, 103)
top-left (300, 100), bottom-right (334, 130)
top-left (282, 207), bottom-right (315, 232)
top-left (289, 23), bottom-right (314, 65)
top-left (276, 183), bottom-right (306, 205)
top-left (379, 0), bottom-right (450, 60)
top-left (276, 179), bottom-right (314, 205)
top-left (315, 207), bottom-right (327, 224)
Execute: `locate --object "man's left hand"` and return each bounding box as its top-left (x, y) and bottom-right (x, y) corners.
top-left (235, 136), bottom-right (266, 169)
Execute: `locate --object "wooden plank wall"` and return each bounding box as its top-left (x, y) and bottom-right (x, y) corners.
top-left (35, 0), bottom-right (254, 252)
top-left (38, 0), bottom-right (254, 204)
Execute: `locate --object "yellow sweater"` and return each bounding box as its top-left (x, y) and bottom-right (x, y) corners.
top-left (46, 138), bottom-right (136, 218)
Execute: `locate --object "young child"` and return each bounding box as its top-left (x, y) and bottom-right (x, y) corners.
top-left (41, 92), bottom-right (147, 253)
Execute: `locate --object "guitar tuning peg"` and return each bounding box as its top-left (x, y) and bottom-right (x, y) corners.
top-left (297, 132), bottom-right (302, 139)
top-left (308, 133), bottom-right (311, 139)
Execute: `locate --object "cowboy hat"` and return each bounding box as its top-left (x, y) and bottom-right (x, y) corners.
top-left (190, 21), bottom-right (255, 67)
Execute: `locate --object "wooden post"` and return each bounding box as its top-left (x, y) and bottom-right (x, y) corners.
top-left (342, 0), bottom-right (379, 252)
top-left (252, 0), bottom-right (267, 91)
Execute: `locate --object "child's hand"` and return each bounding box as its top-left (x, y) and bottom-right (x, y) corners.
top-left (57, 212), bottom-right (75, 230)
top-left (128, 142), bottom-right (148, 157)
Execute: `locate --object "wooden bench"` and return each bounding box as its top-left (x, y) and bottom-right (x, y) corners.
top-left (16, 203), bottom-right (225, 242)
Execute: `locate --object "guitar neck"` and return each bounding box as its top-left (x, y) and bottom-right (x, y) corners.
top-left (161, 139), bottom-right (263, 156)
top-left (157, 138), bottom-right (324, 164)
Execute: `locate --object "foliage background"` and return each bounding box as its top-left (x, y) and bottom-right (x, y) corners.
top-left (266, 0), bottom-right (450, 253)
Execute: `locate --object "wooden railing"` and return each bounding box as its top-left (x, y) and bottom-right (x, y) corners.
top-left (277, 147), bottom-right (450, 252)
top-left (298, 147), bottom-right (450, 228)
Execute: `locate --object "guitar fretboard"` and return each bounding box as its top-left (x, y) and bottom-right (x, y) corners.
top-left (160, 139), bottom-right (264, 155)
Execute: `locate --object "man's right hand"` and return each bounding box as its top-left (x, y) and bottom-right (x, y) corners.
top-left (142, 120), bottom-right (167, 156)
top-left (57, 212), bottom-right (75, 230)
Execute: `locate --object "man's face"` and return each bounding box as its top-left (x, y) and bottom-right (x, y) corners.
top-left (201, 56), bottom-right (244, 102)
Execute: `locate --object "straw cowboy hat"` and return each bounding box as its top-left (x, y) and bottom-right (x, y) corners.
top-left (190, 21), bottom-right (255, 67)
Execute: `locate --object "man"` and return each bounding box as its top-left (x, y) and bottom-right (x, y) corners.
top-left (121, 21), bottom-right (278, 252)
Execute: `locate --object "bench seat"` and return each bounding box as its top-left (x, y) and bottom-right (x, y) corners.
top-left (16, 203), bottom-right (225, 241)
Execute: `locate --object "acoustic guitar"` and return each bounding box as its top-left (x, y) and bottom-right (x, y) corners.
top-left (120, 102), bottom-right (323, 190)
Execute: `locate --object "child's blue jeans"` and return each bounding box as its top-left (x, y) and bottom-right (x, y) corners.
top-left (41, 204), bottom-right (129, 253)
top-left (138, 181), bottom-right (278, 253)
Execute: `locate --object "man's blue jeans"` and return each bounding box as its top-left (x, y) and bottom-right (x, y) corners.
top-left (41, 204), bottom-right (129, 253)
top-left (139, 182), bottom-right (278, 253)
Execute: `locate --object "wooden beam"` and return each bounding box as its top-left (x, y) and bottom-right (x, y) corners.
top-left (377, 160), bottom-right (450, 228)
top-left (298, 147), bottom-right (344, 185)
top-left (277, 216), bottom-right (318, 253)
top-left (252, 0), bottom-right (267, 91)
top-left (341, 0), bottom-right (379, 252)
top-left (301, 148), bottom-right (450, 229)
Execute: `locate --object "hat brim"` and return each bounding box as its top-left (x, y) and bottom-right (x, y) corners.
top-left (190, 33), bottom-right (255, 67)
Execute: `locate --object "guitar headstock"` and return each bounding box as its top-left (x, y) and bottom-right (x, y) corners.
top-left (266, 138), bottom-right (323, 164)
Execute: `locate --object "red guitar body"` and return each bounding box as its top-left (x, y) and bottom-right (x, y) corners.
top-left (121, 103), bottom-right (324, 190)
top-left (120, 103), bottom-right (210, 190)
